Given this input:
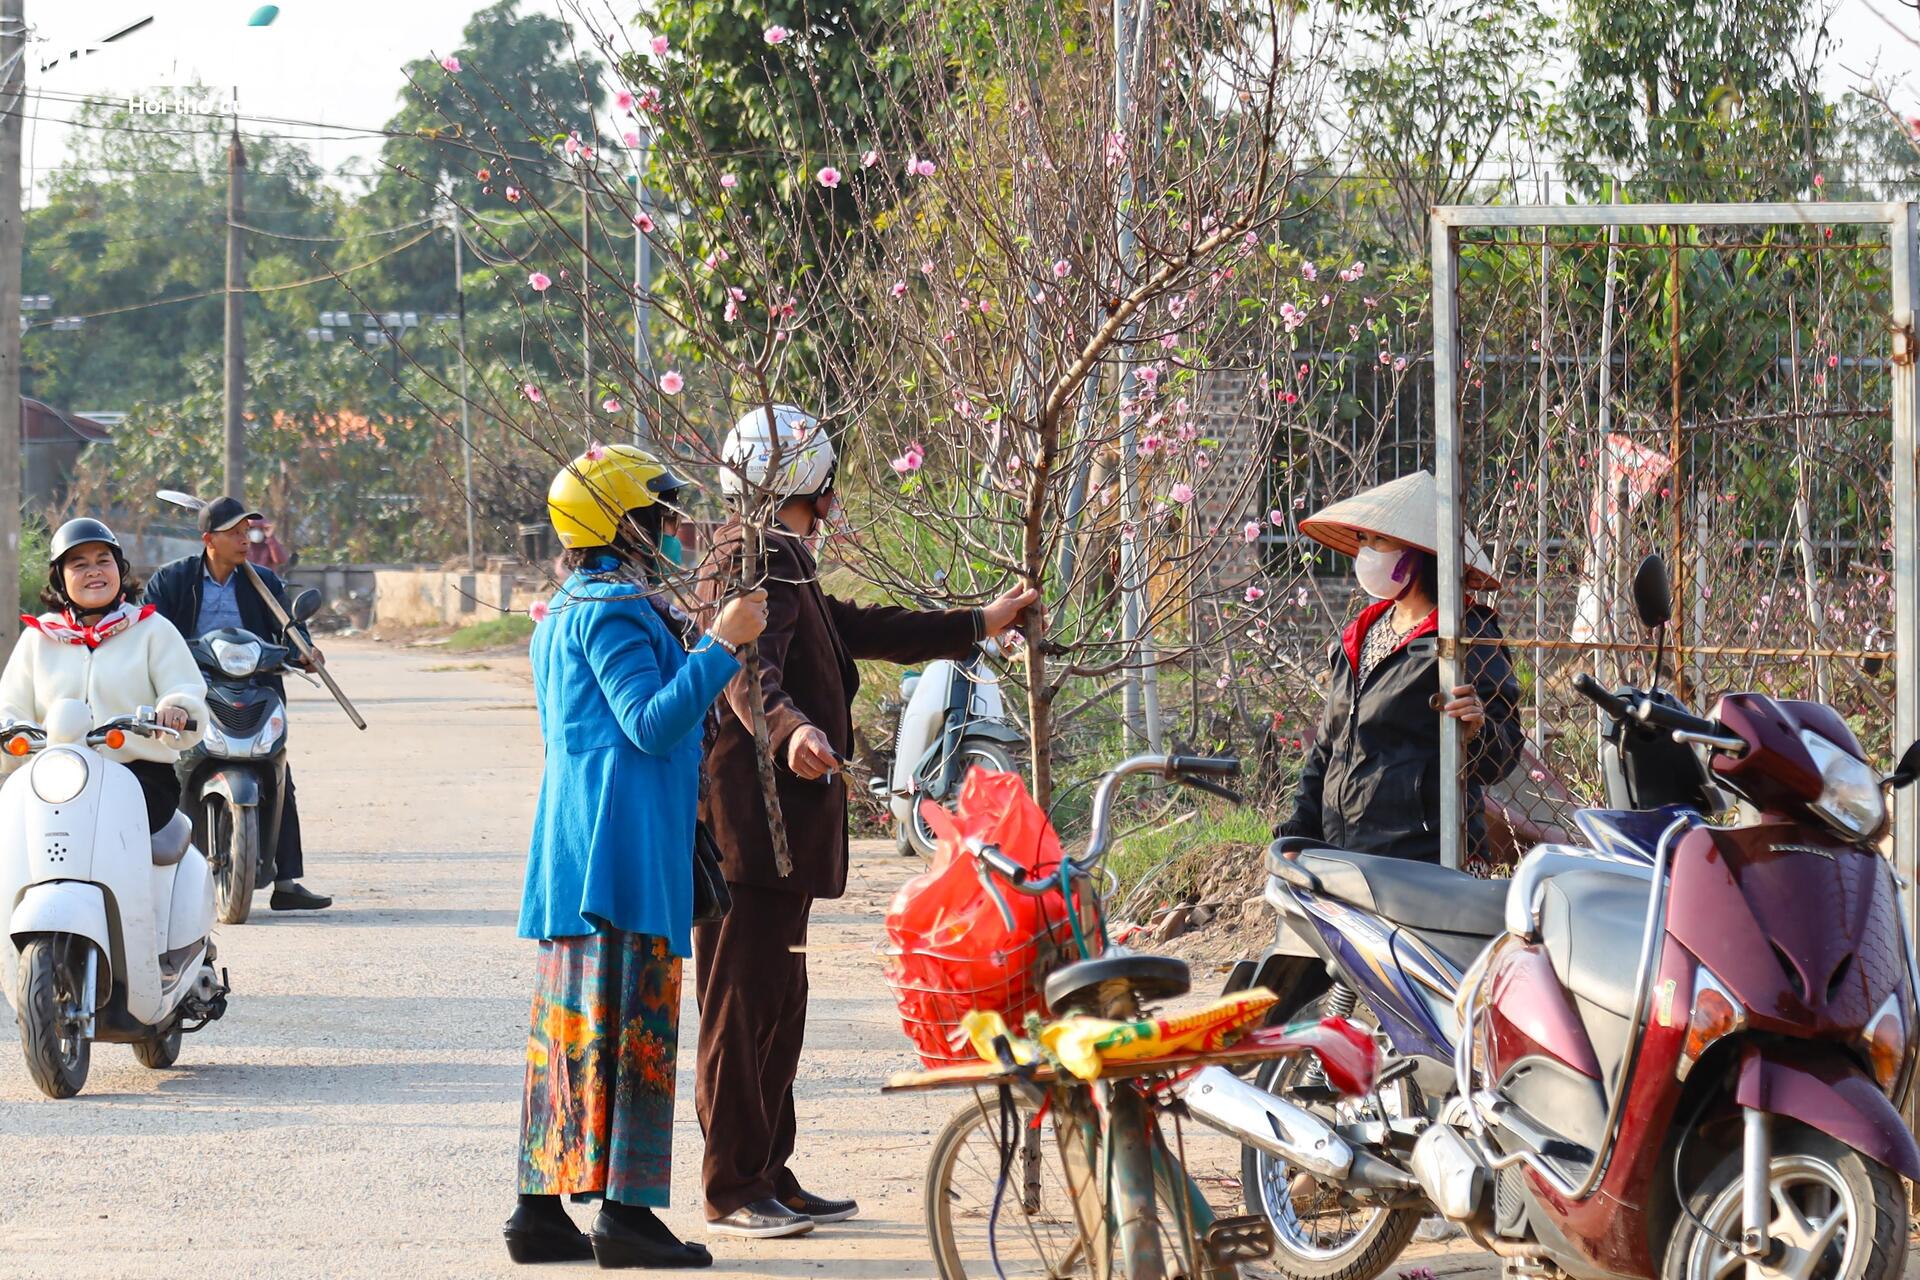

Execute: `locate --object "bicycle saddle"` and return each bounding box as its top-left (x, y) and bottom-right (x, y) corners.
top-left (1045, 951), bottom-right (1190, 1016)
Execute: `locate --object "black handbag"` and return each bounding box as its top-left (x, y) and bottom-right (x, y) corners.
top-left (692, 820), bottom-right (732, 925)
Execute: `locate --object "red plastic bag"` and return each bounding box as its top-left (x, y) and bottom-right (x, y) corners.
top-left (884, 768), bottom-right (1089, 1067)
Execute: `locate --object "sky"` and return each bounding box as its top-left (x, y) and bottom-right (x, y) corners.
top-left (18, 0), bottom-right (593, 192)
top-left (16, 0), bottom-right (1920, 196)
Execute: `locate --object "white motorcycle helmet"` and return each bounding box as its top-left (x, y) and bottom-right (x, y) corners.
top-left (719, 404), bottom-right (837, 502)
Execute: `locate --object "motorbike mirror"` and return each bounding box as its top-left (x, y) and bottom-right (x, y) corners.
top-left (290, 588), bottom-right (323, 623)
top-left (1888, 739), bottom-right (1920, 790)
top-left (1631, 555), bottom-right (1672, 630)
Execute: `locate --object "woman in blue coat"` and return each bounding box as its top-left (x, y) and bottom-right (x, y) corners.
top-left (506, 445), bottom-right (766, 1270)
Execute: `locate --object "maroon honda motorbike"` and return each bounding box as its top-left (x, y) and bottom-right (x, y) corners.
top-left (1405, 556), bottom-right (1920, 1279)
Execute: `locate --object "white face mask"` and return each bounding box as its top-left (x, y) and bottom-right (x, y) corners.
top-left (1354, 545), bottom-right (1418, 600)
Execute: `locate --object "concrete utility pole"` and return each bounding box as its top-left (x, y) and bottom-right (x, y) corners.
top-left (0, 0), bottom-right (25, 652)
top-left (1112, 0), bottom-right (1162, 752)
top-left (452, 207), bottom-right (477, 568)
top-left (223, 125), bottom-right (247, 499)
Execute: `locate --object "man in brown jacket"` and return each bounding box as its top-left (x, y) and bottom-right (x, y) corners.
top-left (693, 405), bottom-right (1037, 1238)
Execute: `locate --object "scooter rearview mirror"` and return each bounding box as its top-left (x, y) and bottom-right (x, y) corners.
top-left (1631, 555), bottom-right (1672, 630)
top-left (290, 588), bottom-right (323, 624)
top-left (1888, 739), bottom-right (1920, 790)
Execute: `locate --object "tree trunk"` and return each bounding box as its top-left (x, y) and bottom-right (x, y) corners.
top-left (1026, 416), bottom-right (1055, 808)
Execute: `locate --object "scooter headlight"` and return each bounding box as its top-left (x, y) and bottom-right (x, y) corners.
top-left (30, 748), bottom-right (88, 804)
top-left (211, 638), bottom-right (262, 677)
top-left (1800, 730), bottom-right (1886, 840)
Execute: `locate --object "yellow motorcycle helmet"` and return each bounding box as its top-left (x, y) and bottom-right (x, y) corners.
top-left (547, 444), bottom-right (668, 548)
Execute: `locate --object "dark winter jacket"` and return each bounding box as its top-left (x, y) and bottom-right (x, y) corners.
top-left (1278, 600), bottom-right (1522, 863)
top-left (693, 519), bottom-right (982, 899)
top-left (141, 554), bottom-right (310, 701)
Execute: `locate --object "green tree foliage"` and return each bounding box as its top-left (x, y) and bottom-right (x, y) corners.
top-left (1560, 0), bottom-right (1834, 199)
top-left (21, 95), bottom-right (338, 411)
top-left (72, 340), bottom-right (450, 563)
top-left (355, 0), bottom-right (602, 310)
top-left (1328, 0), bottom-right (1555, 258)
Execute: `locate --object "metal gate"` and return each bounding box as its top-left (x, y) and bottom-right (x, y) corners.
top-left (1429, 203), bottom-right (1918, 928)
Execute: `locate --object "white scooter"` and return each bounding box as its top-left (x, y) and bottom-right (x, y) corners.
top-left (0, 700), bottom-right (229, 1098)
top-left (873, 641), bottom-right (1026, 857)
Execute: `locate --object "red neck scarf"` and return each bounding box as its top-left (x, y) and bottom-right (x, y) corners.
top-left (22, 603), bottom-right (155, 649)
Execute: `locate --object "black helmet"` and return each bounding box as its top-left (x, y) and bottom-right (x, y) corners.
top-left (49, 518), bottom-right (121, 565)
top-left (46, 518), bottom-right (131, 610)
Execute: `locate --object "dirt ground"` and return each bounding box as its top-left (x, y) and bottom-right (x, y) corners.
top-left (0, 639), bottom-right (1904, 1279)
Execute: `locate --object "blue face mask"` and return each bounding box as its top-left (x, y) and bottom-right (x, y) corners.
top-left (659, 534), bottom-right (683, 567)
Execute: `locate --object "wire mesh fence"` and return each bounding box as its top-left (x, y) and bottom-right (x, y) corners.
top-left (1437, 204), bottom-right (1916, 874)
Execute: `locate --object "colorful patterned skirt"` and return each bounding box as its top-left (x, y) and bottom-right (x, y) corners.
top-left (518, 929), bottom-right (682, 1207)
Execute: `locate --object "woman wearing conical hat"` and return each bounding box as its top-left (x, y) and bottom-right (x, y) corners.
top-left (1277, 471), bottom-right (1523, 866)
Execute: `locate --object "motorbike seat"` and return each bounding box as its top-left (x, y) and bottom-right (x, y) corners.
top-left (1538, 869), bottom-right (1654, 1083)
top-left (1283, 845), bottom-right (1509, 939)
top-left (1044, 951), bottom-right (1190, 1015)
top-left (150, 811), bottom-right (192, 867)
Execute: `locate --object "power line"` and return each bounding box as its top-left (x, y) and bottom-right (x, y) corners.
top-left (228, 215), bottom-right (439, 242)
top-left (21, 225), bottom-right (437, 330)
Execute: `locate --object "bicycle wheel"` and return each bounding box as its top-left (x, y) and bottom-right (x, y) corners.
top-left (926, 1091), bottom-right (1092, 1279)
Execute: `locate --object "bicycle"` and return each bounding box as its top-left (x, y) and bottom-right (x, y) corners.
top-left (887, 753), bottom-right (1376, 1280)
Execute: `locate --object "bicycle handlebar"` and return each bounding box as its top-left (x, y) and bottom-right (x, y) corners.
top-left (969, 753), bottom-right (1245, 906)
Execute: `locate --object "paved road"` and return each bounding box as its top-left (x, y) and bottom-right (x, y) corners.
top-left (0, 637), bottom-right (1703, 1279)
top-left (0, 641), bottom-right (1025, 1279)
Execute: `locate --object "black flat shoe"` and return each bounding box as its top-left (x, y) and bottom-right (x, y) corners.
top-left (270, 883), bottom-right (333, 911)
top-left (591, 1211), bottom-right (714, 1269)
top-left (705, 1198), bottom-right (815, 1239)
top-left (504, 1211), bottom-right (595, 1264)
top-left (781, 1187), bottom-right (858, 1224)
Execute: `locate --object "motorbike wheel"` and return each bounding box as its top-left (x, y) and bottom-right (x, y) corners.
top-left (15, 936), bottom-right (91, 1098)
top-left (904, 740), bottom-right (1019, 858)
top-left (1665, 1122), bottom-right (1905, 1280)
top-left (1240, 999), bottom-right (1420, 1280)
top-left (132, 1024), bottom-right (183, 1069)
top-left (210, 798), bottom-right (259, 926)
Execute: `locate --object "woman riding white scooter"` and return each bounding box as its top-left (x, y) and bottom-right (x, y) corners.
top-left (0, 519), bottom-right (209, 829)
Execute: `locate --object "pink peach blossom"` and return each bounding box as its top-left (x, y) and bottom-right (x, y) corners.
top-left (817, 166), bottom-right (841, 188)
top-left (634, 212), bottom-right (654, 233)
top-left (890, 280), bottom-right (907, 298)
top-left (616, 90), bottom-right (635, 113)
top-left (1052, 259), bottom-right (1071, 278)
top-left (602, 398), bottom-right (621, 413)
top-left (440, 55), bottom-right (461, 73)
top-left (659, 370), bottom-right (684, 395)
top-left (528, 271), bottom-right (551, 292)
top-left (763, 25), bottom-right (789, 44)
top-left (1242, 521), bottom-right (1260, 542)
top-left (585, 442), bottom-right (608, 460)
top-left (1269, 509), bottom-right (1285, 526)
top-left (1244, 586), bottom-right (1265, 603)
top-left (650, 35), bottom-right (670, 56)
top-left (522, 382), bottom-right (543, 403)
top-left (530, 601), bottom-right (550, 622)
top-left (623, 131), bottom-right (641, 147)
top-left (1170, 483), bottom-right (1194, 504)
top-left (862, 149), bottom-right (880, 168)
top-left (720, 173), bottom-right (738, 190)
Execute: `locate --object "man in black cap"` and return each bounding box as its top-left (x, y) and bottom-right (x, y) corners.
top-left (145, 497), bottom-right (332, 911)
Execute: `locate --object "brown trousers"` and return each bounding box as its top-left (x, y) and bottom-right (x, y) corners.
top-left (693, 882), bottom-right (813, 1219)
